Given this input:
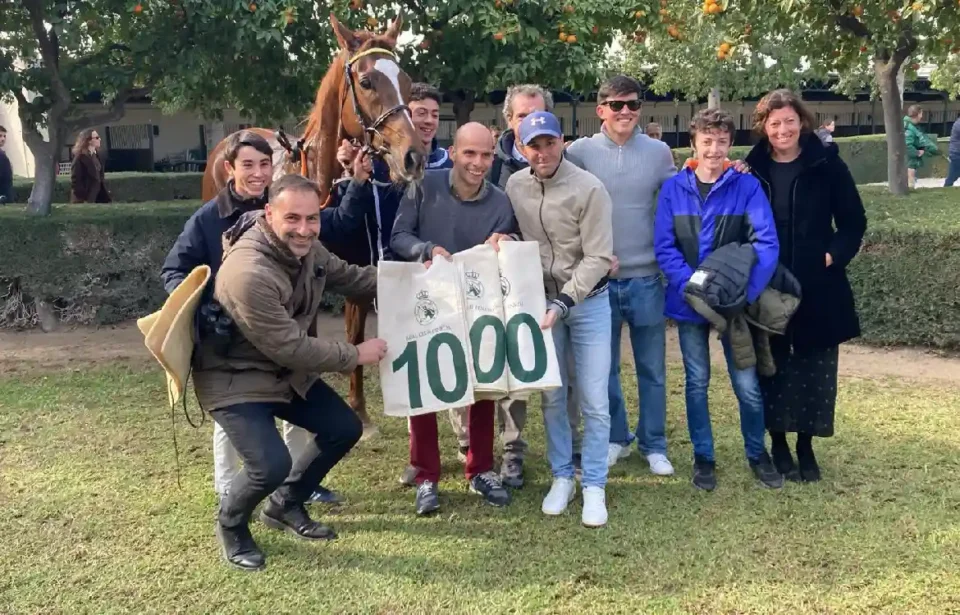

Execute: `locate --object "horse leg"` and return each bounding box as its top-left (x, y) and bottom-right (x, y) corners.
top-left (345, 298), bottom-right (378, 440)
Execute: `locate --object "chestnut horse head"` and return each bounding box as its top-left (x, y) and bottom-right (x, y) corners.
top-left (200, 13), bottom-right (423, 203)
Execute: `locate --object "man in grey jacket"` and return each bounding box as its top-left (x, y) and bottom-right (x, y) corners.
top-left (565, 75), bottom-right (677, 476)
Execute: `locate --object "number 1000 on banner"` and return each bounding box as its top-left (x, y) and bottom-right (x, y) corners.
top-left (392, 313), bottom-right (547, 410)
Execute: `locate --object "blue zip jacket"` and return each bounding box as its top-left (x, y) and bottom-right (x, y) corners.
top-left (654, 165), bottom-right (779, 324)
top-left (327, 142), bottom-right (452, 266)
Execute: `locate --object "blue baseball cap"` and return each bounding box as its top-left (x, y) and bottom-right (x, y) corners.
top-left (518, 111), bottom-right (563, 145)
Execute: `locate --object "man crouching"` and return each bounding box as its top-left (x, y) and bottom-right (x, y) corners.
top-left (194, 174), bottom-right (387, 572)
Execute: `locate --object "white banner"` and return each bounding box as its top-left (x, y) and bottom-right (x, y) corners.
top-left (377, 241), bottom-right (561, 417)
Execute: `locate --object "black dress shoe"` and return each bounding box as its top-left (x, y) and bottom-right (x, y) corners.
top-left (260, 496), bottom-right (337, 541)
top-left (749, 451), bottom-right (785, 489)
top-left (771, 438), bottom-right (801, 482)
top-left (215, 522), bottom-right (265, 572)
top-left (796, 445), bottom-right (821, 482)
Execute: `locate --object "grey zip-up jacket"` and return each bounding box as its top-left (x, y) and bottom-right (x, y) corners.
top-left (505, 158), bottom-right (614, 315)
top-left (565, 127), bottom-right (676, 279)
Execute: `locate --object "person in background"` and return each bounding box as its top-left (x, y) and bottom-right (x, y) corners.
top-left (645, 122), bottom-right (663, 141)
top-left (390, 122), bottom-right (518, 515)
top-left (815, 118), bottom-right (836, 147)
top-left (69, 128), bottom-right (111, 203)
top-left (506, 111), bottom-right (614, 528)
top-left (745, 89), bottom-right (867, 483)
top-left (904, 104), bottom-right (939, 189)
top-left (654, 107), bottom-right (783, 491)
top-left (945, 114), bottom-right (960, 187)
top-left (0, 126), bottom-right (13, 204)
top-left (566, 75), bottom-right (675, 475)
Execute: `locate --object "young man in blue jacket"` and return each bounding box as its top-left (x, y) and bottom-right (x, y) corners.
top-left (161, 130), bottom-right (367, 505)
top-left (654, 108), bottom-right (783, 491)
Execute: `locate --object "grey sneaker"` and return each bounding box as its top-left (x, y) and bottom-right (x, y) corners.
top-left (500, 458), bottom-right (524, 489)
top-left (399, 465), bottom-right (417, 487)
top-left (415, 481), bottom-right (440, 516)
top-left (469, 471), bottom-right (511, 507)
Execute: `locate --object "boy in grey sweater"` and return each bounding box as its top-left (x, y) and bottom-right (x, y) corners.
top-left (565, 75), bottom-right (677, 476)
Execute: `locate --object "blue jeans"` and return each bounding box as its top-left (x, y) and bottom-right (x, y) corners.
top-left (542, 291), bottom-right (612, 489)
top-left (945, 155), bottom-right (960, 187)
top-left (608, 276), bottom-right (668, 453)
top-left (676, 322), bottom-right (767, 463)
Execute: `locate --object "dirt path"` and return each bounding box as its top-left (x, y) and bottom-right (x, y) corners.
top-left (1, 314), bottom-right (957, 386)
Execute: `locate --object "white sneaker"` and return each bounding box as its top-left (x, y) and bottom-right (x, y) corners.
top-left (647, 453), bottom-right (675, 476)
top-left (581, 486), bottom-right (608, 528)
top-left (541, 477), bottom-right (576, 516)
top-left (607, 443), bottom-right (631, 467)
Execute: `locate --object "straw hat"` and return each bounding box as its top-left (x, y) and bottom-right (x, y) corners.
top-left (137, 265), bottom-right (211, 407)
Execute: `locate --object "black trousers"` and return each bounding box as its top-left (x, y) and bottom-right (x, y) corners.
top-left (211, 379), bottom-right (362, 529)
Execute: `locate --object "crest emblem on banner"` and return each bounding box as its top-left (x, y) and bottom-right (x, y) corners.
top-left (414, 290), bottom-right (438, 326)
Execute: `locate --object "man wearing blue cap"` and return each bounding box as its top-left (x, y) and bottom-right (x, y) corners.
top-left (499, 110), bottom-right (614, 528)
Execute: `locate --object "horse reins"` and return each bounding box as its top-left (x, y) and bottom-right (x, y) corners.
top-left (275, 47), bottom-right (408, 207)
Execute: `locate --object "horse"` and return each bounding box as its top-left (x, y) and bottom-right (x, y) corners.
top-left (201, 13), bottom-right (424, 437)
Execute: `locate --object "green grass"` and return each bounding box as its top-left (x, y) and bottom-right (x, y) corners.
top-left (2, 362), bottom-right (960, 614)
top-left (858, 185), bottom-right (960, 233)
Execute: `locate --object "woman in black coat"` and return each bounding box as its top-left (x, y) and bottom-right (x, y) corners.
top-left (745, 89), bottom-right (867, 482)
top-left (70, 128), bottom-right (111, 203)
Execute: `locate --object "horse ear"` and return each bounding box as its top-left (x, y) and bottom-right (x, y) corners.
top-left (383, 13), bottom-right (403, 44)
top-left (330, 13), bottom-right (360, 51)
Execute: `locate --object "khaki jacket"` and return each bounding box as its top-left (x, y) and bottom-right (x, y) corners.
top-left (505, 158), bottom-right (613, 310)
top-left (192, 212), bottom-right (376, 411)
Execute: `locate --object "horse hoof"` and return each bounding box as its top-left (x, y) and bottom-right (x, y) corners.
top-left (360, 425), bottom-right (380, 441)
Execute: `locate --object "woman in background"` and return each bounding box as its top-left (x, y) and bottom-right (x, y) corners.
top-left (70, 128), bottom-right (111, 203)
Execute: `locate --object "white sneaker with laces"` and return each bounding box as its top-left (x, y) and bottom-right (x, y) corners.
top-left (581, 486), bottom-right (608, 528)
top-left (607, 443), bottom-right (631, 467)
top-left (541, 477), bottom-right (576, 516)
top-left (646, 453), bottom-right (675, 476)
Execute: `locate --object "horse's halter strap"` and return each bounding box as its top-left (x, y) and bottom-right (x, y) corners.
top-left (343, 47), bottom-right (410, 158)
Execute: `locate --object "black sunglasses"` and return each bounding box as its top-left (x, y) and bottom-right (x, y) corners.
top-left (601, 99), bottom-right (642, 112)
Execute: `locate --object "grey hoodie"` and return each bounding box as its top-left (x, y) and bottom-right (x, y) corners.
top-left (566, 127), bottom-right (676, 279)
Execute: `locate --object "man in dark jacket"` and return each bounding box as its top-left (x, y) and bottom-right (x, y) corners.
top-left (0, 126), bottom-right (13, 204)
top-left (200, 174), bottom-right (386, 571)
top-left (654, 108), bottom-right (783, 492)
top-left (488, 84), bottom-right (552, 189)
top-left (946, 115), bottom-right (960, 187)
top-left (161, 130), bottom-right (364, 505)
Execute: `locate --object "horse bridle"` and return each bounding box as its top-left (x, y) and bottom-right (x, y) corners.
top-left (274, 47), bottom-right (408, 190)
top-left (341, 47), bottom-right (410, 158)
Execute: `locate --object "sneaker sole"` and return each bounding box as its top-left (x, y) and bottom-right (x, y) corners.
top-left (581, 518), bottom-right (607, 528)
top-left (215, 524), bottom-right (265, 572)
top-left (468, 485), bottom-right (510, 507)
top-left (416, 504), bottom-right (440, 516)
top-left (258, 511), bottom-right (337, 541)
top-left (650, 466), bottom-right (675, 476)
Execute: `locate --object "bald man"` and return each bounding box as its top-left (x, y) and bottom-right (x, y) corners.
top-left (391, 122), bottom-right (520, 516)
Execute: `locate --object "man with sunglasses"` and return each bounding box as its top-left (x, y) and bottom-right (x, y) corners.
top-left (565, 75), bottom-right (677, 477)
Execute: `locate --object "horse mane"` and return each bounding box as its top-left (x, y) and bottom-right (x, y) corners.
top-left (301, 32), bottom-right (400, 203)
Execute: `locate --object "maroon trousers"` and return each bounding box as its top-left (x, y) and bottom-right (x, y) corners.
top-left (409, 400), bottom-right (495, 484)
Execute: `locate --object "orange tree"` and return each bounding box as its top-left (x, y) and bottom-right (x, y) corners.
top-left (359, 0), bottom-right (665, 125)
top-left (621, 0), bottom-right (960, 194)
top-left (1, 0), bottom-right (347, 216)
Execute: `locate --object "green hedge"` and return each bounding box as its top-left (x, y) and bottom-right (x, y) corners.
top-left (11, 172), bottom-right (204, 203)
top-left (1, 190), bottom-right (958, 350)
top-left (671, 134), bottom-right (950, 184)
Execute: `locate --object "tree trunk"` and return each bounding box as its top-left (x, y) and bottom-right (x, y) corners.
top-left (22, 126), bottom-right (59, 217)
top-left (875, 58), bottom-right (909, 195)
top-left (451, 90), bottom-right (475, 127)
top-left (708, 87), bottom-right (721, 110)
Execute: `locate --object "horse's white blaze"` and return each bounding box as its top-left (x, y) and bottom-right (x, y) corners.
top-left (373, 58), bottom-right (415, 131)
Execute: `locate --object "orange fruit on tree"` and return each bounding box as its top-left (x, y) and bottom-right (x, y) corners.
top-left (911, 2), bottom-right (923, 11)
top-left (709, 3), bottom-right (722, 14)
top-left (859, 45), bottom-right (868, 52)
top-left (133, 3), bottom-right (142, 13)
top-left (592, 25), bottom-right (599, 34)
top-left (349, 0), bottom-right (362, 9)
top-left (667, 24), bottom-right (680, 38)
top-left (851, 5), bottom-right (863, 17)
top-left (635, 10), bottom-right (645, 18)
top-left (567, 34), bottom-right (577, 43)
top-left (719, 42), bottom-right (731, 53)
top-left (660, 0), bottom-right (668, 7)
top-left (495, 0), bottom-right (502, 7)
top-left (248, 2), bottom-right (256, 11)
top-left (659, 8), bottom-right (669, 16)
top-left (717, 50), bottom-right (727, 60)
top-left (559, 31), bottom-right (568, 41)
top-left (494, 31), bottom-right (504, 40)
